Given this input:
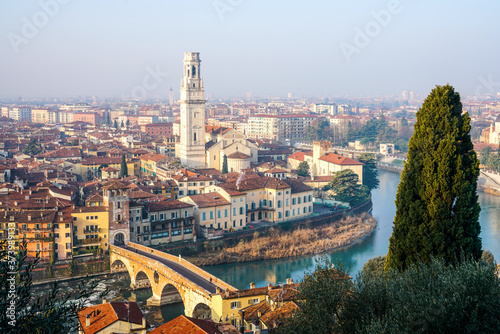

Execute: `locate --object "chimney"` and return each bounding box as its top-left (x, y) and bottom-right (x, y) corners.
top-left (286, 278), bottom-right (293, 284)
top-left (85, 314), bottom-right (90, 327)
top-left (257, 311), bottom-right (262, 318)
top-left (225, 289), bottom-right (229, 298)
top-left (28, 215), bottom-right (31, 221)
top-left (249, 282), bottom-right (255, 289)
top-left (142, 317), bottom-right (146, 328)
top-left (102, 297), bottom-right (106, 304)
top-left (215, 287), bottom-right (221, 294)
top-left (268, 283), bottom-right (272, 291)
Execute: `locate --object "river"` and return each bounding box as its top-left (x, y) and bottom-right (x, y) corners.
top-left (34, 169), bottom-right (500, 328)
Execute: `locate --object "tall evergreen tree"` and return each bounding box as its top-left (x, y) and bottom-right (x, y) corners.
top-left (113, 119), bottom-right (118, 129)
top-left (385, 85), bottom-right (481, 271)
top-left (119, 154), bottom-right (128, 178)
top-left (358, 153), bottom-right (379, 192)
top-left (221, 155), bottom-right (228, 174)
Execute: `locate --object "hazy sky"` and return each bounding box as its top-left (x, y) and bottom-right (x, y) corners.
top-left (1, 0), bottom-right (499, 99)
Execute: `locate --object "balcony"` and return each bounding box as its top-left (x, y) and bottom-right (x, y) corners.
top-left (84, 228), bottom-right (101, 234)
top-left (74, 237), bottom-right (101, 245)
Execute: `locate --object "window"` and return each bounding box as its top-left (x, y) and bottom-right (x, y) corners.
top-left (117, 214), bottom-right (121, 221)
top-left (240, 198), bottom-right (243, 202)
top-left (304, 196), bottom-right (307, 203)
top-left (292, 209), bottom-right (295, 216)
top-left (225, 222), bottom-right (227, 229)
top-left (298, 197), bottom-right (301, 204)
top-left (160, 213), bottom-right (164, 220)
top-left (303, 207), bottom-right (307, 213)
top-left (66, 243), bottom-right (70, 249)
top-left (277, 201), bottom-right (281, 208)
top-left (286, 199), bottom-right (289, 206)
top-left (278, 192), bottom-right (281, 196)
top-left (171, 212), bottom-right (176, 219)
top-left (179, 190), bottom-right (184, 196)
top-left (117, 202), bottom-right (121, 209)
top-left (65, 233), bottom-right (70, 238)
top-left (278, 212), bottom-right (282, 219)
top-left (309, 195), bottom-right (312, 202)
top-left (231, 301), bottom-right (240, 309)
top-left (210, 212), bottom-right (214, 219)
top-left (86, 216), bottom-right (89, 220)
top-left (203, 212), bottom-right (206, 220)
top-left (240, 219), bottom-right (243, 226)
top-left (233, 208), bottom-right (236, 216)
top-left (65, 223), bottom-right (69, 228)
top-left (225, 209), bottom-right (228, 217)
top-left (292, 198), bottom-right (296, 205)
top-left (239, 207), bottom-right (243, 214)
top-left (309, 206), bottom-right (312, 212)
top-left (269, 201), bottom-right (273, 208)
top-left (218, 210), bottom-right (221, 218)
top-left (184, 210), bottom-right (188, 217)
top-left (285, 211), bottom-right (289, 217)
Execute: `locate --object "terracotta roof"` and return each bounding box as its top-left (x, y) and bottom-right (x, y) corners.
top-left (227, 152), bottom-right (250, 159)
top-left (102, 180), bottom-right (128, 190)
top-left (265, 168), bottom-right (288, 174)
top-left (82, 157), bottom-right (122, 165)
top-left (185, 192), bottom-right (230, 208)
top-left (145, 199), bottom-right (193, 211)
top-left (319, 153), bottom-right (363, 165)
top-left (260, 301), bottom-right (300, 328)
top-left (239, 300), bottom-right (271, 322)
top-left (284, 178), bottom-right (312, 194)
top-left (78, 302), bottom-right (147, 334)
top-left (149, 315), bottom-right (223, 334)
top-left (73, 206), bottom-right (107, 213)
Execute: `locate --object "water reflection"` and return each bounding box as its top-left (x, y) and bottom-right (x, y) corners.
top-left (204, 169), bottom-right (500, 288)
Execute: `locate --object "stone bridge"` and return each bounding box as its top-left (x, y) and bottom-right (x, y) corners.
top-left (109, 242), bottom-right (236, 318)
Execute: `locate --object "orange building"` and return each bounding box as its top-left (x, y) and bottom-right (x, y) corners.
top-left (73, 112), bottom-right (101, 126)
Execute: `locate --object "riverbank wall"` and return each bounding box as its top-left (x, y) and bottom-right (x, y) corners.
top-left (31, 256), bottom-right (109, 282)
top-left (378, 163), bottom-right (500, 197)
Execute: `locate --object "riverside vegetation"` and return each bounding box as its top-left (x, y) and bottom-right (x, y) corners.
top-left (186, 213), bottom-right (376, 266)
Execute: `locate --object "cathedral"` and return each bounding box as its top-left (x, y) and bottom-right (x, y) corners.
top-left (175, 52), bottom-right (257, 171)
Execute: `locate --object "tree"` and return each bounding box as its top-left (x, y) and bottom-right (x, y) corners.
top-left (221, 155), bottom-right (228, 174)
top-left (97, 163), bottom-right (109, 178)
top-left (328, 169), bottom-right (369, 206)
top-left (386, 85), bottom-right (481, 271)
top-left (113, 119), bottom-right (118, 129)
top-left (120, 120), bottom-right (124, 128)
top-left (0, 240), bottom-right (107, 333)
top-left (277, 257), bottom-right (500, 334)
top-left (126, 119), bottom-right (130, 127)
top-left (22, 139), bottom-right (41, 156)
top-left (68, 139), bottom-right (79, 146)
top-left (361, 255), bottom-right (386, 278)
top-left (119, 154), bottom-right (128, 178)
top-left (357, 153), bottom-right (379, 192)
top-left (481, 250), bottom-right (496, 266)
top-left (276, 259), bottom-right (356, 334)
top-left (297, 161), bottom-right (310, 177)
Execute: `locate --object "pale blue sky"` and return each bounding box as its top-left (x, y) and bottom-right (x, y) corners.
top-left (1, 0), bottom-right (499, 99)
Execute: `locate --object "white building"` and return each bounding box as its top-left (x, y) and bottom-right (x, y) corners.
top-left (312, 104), bottom-right (337, 115)
top-left (9, 107), bottom-right (31, 122)
top-left (176, 52), bottom-right (206, 168)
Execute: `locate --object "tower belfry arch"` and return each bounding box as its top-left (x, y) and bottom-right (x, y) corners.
top-left (176, 52), bottom-right (206, 168)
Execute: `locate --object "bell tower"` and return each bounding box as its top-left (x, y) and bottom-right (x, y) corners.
top-left (177, 52), bottom-right (206, 168)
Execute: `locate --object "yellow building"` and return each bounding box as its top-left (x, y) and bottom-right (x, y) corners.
top-left (71, 206), bottom-right (109, 257)
top-left (210, 282), bottom-right (299, 331)
top-left (139, 153), bottom-right (169, 177)
top-left (31, 108), bottom-right (48, 124)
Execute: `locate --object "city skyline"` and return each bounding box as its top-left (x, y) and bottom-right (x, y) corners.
top-left (1, 1), bottom-right (500, 99)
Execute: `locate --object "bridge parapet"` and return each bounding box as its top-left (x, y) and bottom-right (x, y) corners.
top-left (127, 242), bottom-right (237, 292)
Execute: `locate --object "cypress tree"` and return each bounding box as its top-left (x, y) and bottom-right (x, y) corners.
top-left (221, 155), bottom-right (228, 174)
top-left (120, 154), bottom-right (128, 178)
top-left (385, 85), bottom-right (481, 271)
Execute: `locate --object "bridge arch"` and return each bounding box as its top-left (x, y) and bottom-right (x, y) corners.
top-left (109, 243), bottom-right (237, 317)
top-left (159, 283), bottom-right (183, 306)
top-left (192, 303), bottom-right (211, 319)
